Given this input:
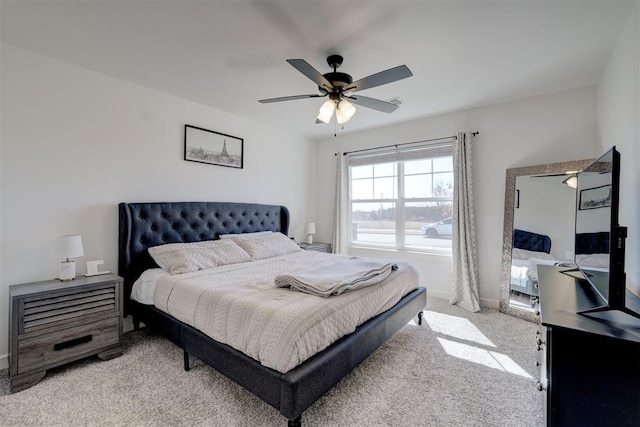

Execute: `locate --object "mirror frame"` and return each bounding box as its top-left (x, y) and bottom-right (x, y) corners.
top-left (499, 159), bottom-right (594, 322)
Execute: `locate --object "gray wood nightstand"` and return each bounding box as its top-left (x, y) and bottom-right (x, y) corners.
top-left (298, 242), bottom-right (332, 253)
top-left (9, 274), bottom-right (123, 392)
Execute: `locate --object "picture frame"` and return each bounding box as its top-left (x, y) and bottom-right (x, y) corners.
top-left (579, 184), bottom-right (612, 210)
top-left (184, 125), bottom-right (243, 169)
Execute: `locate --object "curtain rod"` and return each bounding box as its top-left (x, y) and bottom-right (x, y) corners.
top-left (334, 131), bottom-right (479, 156)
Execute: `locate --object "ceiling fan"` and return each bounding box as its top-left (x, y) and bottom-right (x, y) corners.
top-left (258, 55), bottom-right (413, 125)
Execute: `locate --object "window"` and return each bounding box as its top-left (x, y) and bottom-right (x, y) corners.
top-left (348, 141), bottom-right (454, 254)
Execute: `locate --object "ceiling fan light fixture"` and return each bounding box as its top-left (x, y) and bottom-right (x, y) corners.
top-left (563, 175), bottom-right (578, 189)
top-left (338, 99), bottom-right (356, 119)
top-left (335, 107), bottom-right (349, 125)
top-left (319, 99), bottom-right (335, 117)
top-left (316, 111), bottom-right (331, 124)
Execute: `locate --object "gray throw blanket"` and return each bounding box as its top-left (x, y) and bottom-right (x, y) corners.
top-left (274, 258), bottom-right (398, 297)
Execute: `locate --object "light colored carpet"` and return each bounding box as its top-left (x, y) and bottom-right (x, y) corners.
top-left (0, 297), bottom-right (543, 426)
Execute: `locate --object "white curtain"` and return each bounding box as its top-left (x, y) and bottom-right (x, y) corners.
top-left (450, 131), bottom-right (481, 312)
top-left (332, 152), bottom-right (348, 254)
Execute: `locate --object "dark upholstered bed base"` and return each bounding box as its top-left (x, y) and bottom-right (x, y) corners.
top-left (131, 287), bottom-right (425, 422)
top-left (118, 201), bottom-right (426, 425)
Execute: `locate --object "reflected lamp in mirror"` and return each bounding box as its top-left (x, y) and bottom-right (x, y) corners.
top-left (58, 235), bottom-right (84, 281)
top-left (305, 222), bottom-right (316, 244)
top-left (562, 174), bottom-right (578, 189)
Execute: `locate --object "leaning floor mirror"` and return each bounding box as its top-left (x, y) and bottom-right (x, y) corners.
top-left (499, 159), bottom-right (594, 322)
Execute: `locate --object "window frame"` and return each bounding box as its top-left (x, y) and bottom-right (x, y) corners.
top-left (346, 141), bottom-right (454, 255)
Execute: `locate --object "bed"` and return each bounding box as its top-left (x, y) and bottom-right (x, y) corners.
top-left (118, 201), bottom-right (426, 426)
top-left (510, 229), bottom-right (555, 305)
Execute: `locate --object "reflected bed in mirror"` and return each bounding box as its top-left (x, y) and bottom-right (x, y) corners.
top-left (499, 159), bottom-right (593, 322)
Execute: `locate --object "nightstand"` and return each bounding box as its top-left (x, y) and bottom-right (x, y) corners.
top-left (9, 274), bottom-right (123, 392)
top-left (298, 242), bottom-right (332, 253)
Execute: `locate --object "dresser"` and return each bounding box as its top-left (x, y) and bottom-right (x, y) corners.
top-left (536, 265), bottom-right (640, 426)
top-left (9, 274), bottom-right (123, 392)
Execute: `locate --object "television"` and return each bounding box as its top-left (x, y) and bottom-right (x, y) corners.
top-left (572, 146), bottom-right (640, 319)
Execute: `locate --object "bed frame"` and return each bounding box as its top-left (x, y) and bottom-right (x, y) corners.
top-left (118, 201), bottom-right (426, 426)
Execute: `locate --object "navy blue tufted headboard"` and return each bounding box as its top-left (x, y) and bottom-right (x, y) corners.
top-left (575, 232), bottom-right (610, 255)
top-left (118, 201), bottom-right (290, 310)
top-left (513, 229), bottom-right (552, 254)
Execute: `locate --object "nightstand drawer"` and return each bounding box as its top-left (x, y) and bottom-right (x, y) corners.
top-left (17, 316), bottom-right (119, 374)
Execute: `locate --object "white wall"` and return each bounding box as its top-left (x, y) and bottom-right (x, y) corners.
top-left (315, 87), bottom-right (601, 307)
top-left (0, 44), bottom-right (315, 365)
top-left (598, 1), bottom-right (640, 295)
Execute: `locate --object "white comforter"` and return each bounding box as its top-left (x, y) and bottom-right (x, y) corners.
top-left (148, 251), bottom-right (419, 373)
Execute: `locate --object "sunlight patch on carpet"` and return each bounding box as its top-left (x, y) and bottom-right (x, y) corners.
top-left (424, 311), bottom-right (496, 347)
top-left (437, 337), bottom-right (532, 379)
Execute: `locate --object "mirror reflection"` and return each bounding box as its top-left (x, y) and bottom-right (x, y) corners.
top-left (510, 175), bottom-right (576, 309)
top-left (499, 159), bottom-right (594, 321)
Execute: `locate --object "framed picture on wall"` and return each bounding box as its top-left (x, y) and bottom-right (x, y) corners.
top-left (579, 184), bottom-right (611, 210)
top-left (184, 125), bottom-right (243, 169)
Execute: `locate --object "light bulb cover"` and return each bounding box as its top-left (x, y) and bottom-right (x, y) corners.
top-left (339, 100), bottom-right (356, 119)
top-left (319, 99), bottom-right (335, 116)
top-left (563, 175), bottom-right (578, 189)
top-left (335, 108), bottom-right (347, 124)
top-left (316, 111), bottom-right (331, 124)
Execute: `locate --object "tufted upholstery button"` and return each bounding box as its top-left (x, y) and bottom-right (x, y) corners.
top-left (180, 212), bottom-right (186, 218)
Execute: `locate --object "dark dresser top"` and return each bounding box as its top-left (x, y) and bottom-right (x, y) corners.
top-left (538, 265), bottom-right (640, 343)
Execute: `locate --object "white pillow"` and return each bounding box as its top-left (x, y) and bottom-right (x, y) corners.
top-left (130, 268), bottom-right (168, 305)
top-left (148, 239), bottom-right (250, 274)
top-left (225, 232), bottom-right (301, 260)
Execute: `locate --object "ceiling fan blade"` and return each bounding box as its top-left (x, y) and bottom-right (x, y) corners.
top-left (286, 59), bottom-right (333, 91)
top-left (347, 95), bottom-right (399, 113)
top-left (258, 94), bottom-right (324, 104)
top-left (344, 65), bottom-right (413, 93)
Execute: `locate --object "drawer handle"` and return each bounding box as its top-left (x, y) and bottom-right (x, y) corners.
top-left (54, 335), bottom-right (93, 351)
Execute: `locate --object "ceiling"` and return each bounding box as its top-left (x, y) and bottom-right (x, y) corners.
top-left (1, 0), bottom-right (634, 140)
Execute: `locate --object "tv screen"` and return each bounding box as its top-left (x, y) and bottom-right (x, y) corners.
top-left (574, 146), bottom-right (638, 318)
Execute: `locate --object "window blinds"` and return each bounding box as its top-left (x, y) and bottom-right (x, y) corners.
top-left (347, 140), bottom-right (453, 167)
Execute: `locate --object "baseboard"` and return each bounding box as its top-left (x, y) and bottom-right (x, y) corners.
top-left (427, 290), bottom-right (499, 310)
top-left (0, 353), bottom-right (8, 370)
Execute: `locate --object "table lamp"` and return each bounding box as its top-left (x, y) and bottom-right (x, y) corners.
top-left (58, 235), bottom-right (84, 281)
top-left (305, 222), bottom-right (316, 244)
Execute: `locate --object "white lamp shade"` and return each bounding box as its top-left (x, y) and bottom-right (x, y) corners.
top-left (316, 111), bottom-right (331, 124)
top-left (564, 175), bottom-right (578, 189)
top-left (335, 107), bottom-right (347, 124)
top-left (319, 99), bottom-right (335, 117)
top-left (58, 235), bottom-right (84, 259)
top-left (338, 99), bottom-right (356, 119)
top-left (305, 222), bottom-right (316, 235)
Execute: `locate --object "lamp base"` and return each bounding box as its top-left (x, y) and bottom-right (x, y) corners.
top-left (306, 234), bottom-right (313, 244)
top-left (59, 260), bottom-right (76, 282)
